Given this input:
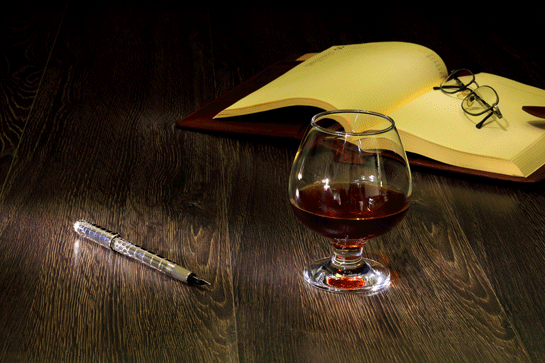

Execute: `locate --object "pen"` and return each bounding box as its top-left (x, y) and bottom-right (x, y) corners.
top-left (73, 220), bottom-right (210, 286)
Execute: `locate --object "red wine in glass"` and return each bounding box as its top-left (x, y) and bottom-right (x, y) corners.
top-left (291, 182), bottom-right (408, 242)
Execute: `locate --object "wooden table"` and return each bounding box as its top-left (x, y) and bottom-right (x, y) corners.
top-left (1, 3), bottom-right (544, 362)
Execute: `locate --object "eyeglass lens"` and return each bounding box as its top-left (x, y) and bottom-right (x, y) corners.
top-left (462, 86), bottom-right (499, 116)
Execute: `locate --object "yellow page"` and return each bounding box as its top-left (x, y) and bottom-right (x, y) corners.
top-left (215, 42), bottom-right (448, 118)
top-left (390, 73), bottom-right (545, 176)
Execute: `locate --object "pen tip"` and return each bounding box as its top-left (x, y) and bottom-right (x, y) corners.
top-left (195, 278), bottom-right (211, 286)
top-left (188, 274), bottom-right (211, 286)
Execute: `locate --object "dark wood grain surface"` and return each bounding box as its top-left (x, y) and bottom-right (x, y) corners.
top-left (1, 2), bottom-right (544, 362)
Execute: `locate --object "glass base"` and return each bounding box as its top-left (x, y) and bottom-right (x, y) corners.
top-left (303, 257), bottom-right (390, 294)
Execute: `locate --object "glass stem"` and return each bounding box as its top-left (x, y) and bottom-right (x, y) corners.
top-left (330, 240), bottom-right (368, 273)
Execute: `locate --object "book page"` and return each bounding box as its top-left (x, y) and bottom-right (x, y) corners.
top-left (390, 73), bottom-right (545, 176)
top-left (215, 42), bottom-right (448, 118)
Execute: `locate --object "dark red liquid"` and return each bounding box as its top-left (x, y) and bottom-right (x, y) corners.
top-left (291, 182), bottom-right (408, 242)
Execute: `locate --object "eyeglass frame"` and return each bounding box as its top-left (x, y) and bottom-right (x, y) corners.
top-left (433, 69), bottom-right (503, 129)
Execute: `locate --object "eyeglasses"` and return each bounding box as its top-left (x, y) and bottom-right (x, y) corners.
top-left (434, 69), bottom-right (502, 129)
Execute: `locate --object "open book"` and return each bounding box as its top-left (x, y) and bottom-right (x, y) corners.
top-left (179, 42), bottom-right (545, 182)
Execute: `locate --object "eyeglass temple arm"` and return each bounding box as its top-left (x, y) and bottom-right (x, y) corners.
top-left (475, 106), bottom-right (502, 129)
top-left (433, 84), bottom-right (472, 92)
top-left (434, 75), bottom-right (476, 92)
top-left (475, 111), bottom-right (495, 129)
top-left (472, 91), bottom-right (502, 127)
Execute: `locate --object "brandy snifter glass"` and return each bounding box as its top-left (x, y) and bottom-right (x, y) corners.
top-left (289, 110), bottom-right (412, 294)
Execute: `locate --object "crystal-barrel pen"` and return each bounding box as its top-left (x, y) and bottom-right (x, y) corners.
top-left (73, 220), bottom-right (210, 286)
